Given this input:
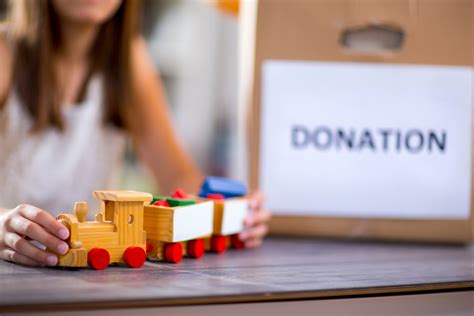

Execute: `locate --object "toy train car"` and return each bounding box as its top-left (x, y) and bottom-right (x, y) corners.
top-left (144, 197), bottom-right (214, 263)
top-left (144, 193), bottom-right (249, 261)
top-left (204, 195), bottom-right (249, 253)
top-left (144, 177), bottom-right (250, 260)
top-left (55, 191), bottom-right (152, 270)
top-left (199, 176), bottom-right (250, 253)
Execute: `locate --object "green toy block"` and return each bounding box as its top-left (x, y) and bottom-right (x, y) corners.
top-left (166, 198), bottom-right (196, 207)
top-left (151, 196), bottom-right (167, 205)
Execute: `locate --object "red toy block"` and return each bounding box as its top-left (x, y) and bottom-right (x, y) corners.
top-left (87, 248), bottom-right (110, 270)
top-left (206, 193), bottom-right (224, 200)
top-left (230, 234), bottom-right (245, 249)
top-left (187, 239), bottom-right (205, 259)
top-left (210, 235), bottom-right (227, 253)
top-left (153, 200), bottom-right (170, 207)
top-left (171, 188), bottom-right (188, 199)
top-left (164, 243), bottom-right (183, 263)
top-left (123, 246), bottom-right (146, 268)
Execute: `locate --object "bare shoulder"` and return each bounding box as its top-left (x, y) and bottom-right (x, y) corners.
top-left (0, 23), bottom-right (13, 106)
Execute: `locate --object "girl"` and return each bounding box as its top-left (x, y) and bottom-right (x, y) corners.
top-left (0, 0), bottom-right (270, 267)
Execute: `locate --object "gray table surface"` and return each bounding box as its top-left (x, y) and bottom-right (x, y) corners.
top-left (0, 237), bottom-right (473, 312)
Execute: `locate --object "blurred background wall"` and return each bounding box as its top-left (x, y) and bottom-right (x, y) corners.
top-left (0, 0), bottom-right (240, 194)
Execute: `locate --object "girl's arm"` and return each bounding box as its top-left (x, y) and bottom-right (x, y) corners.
top-left (129, 37), bottom-right (204, 194)
top-left (129, 37), bottom-right (271, 247)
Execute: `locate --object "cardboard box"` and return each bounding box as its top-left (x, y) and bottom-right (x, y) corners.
top-left (245, 0), bottom-right (473, 243)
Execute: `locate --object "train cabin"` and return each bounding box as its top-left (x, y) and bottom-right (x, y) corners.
top-left (55, 190), bottom-right (152, 270)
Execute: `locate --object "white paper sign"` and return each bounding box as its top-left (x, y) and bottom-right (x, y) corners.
top-left (260, 61), bottom-right (473, 219)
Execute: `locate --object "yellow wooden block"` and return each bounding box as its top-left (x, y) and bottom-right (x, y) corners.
top-left (143, 206), bottom-right (174, 241)
top-left (58, 248), bottom-right (87, 267)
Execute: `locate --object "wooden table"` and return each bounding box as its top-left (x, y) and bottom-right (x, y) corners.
top-left (0, 237), bottom-right (473, 314)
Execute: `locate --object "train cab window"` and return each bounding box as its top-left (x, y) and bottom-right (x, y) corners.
top-left (104, 201), bottom-right (115, 222)
top-left (128, 214), bottom-right (134, 224)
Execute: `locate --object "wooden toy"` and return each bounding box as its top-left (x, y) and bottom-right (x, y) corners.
top-left (199, 177), bottom-right (250, 253)
top-left (153, 200), bottom-right (170, 207)
top-left (171, 188), bottom-right (188, 199)
top-left (204, 193), bottom-right (249, 253)
top-left (144, 196), bottom-right (214, 263)
top-left (54, 190), bottom-right (152, 270)
top-left (199, 176), bottom-right (248, 198)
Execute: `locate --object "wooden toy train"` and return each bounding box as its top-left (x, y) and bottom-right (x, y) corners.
top-left (55, 177), bottom-right (249, 269)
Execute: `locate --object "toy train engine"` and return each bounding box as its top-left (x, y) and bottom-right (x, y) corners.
top-left (55, 191), bottom-right (152, 270)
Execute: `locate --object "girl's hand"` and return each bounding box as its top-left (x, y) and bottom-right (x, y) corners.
top-left (0, 204), bottom-right (70, 267)
top-left (239, 191), bottom-right (272, 248)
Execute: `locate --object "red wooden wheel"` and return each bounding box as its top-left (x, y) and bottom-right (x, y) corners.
top-left (187, 239), bottom-right (205, 259)
top-left (146, 242), bottom-right (153, 253)
top-left (123, 246), bottom-right (146, 268)
top-left (87, 248), bottom-right (110, 270)
top-left (210, 235), bottom-right (227, 253)
top-left (164, 243), bottom-right (183, 263)
top-left (230, 234), bottom-right (245, 249)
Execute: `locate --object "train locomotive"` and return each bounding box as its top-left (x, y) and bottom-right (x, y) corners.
top-left (55, 190), bottom-right (152, 270)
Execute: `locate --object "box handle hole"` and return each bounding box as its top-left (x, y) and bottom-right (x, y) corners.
top-left (340, 25), bottom-right (405, 54)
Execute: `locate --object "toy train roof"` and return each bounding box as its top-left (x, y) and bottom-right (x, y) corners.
top-left (93, 190), bottom-right (153, 202)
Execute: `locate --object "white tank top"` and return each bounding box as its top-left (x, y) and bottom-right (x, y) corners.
top-left (0, 76), bottom-right (128, 216)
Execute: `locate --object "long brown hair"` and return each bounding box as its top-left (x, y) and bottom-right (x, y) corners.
top-left (5, 0), bottom-right (141, 132)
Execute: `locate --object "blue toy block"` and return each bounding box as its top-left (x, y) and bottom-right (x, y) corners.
top-left (199, 176), bottom-right (247, 198)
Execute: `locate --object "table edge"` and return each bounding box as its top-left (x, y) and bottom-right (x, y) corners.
top-left (1, 281), bottom-right (473, 313)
